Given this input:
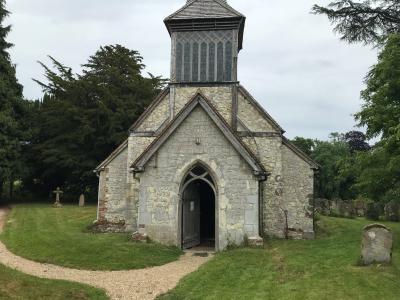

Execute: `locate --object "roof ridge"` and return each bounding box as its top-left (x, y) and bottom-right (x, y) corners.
top-left (165, 0), bottom-right (243, 21)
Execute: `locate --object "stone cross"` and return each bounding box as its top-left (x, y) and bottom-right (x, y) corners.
top-left (79, 194), bottom-right (85, 207)
top-left (53, 187), bottom-right (63, 208)
top-left (361, 224), bottom-right (393, 265)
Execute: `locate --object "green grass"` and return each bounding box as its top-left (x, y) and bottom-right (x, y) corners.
top-left (0, 204), bottom-right (182, 271)
top-left (160, 217), bottom-right (400, 300)
top-left (0, 263), bottom-right (107, 300)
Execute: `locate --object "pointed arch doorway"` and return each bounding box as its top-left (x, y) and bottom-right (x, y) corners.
top-left (181, 164), bottom-right (216, 250)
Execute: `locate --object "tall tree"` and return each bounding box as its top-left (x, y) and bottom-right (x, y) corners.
top-left (0, 0), bottom-right (24, 201)
top-left (311, 133), bottom-right (352, 199)
top-left (291, 137), bottom-right (316, 156)
top-left (354, 34), bottom-right (400, 202)
top-left (30, 45), bottom-right (166, 199)
top-left (312, 0), bottom-right (400, 45)
top-left (344, 131), bottom-right (370, 152)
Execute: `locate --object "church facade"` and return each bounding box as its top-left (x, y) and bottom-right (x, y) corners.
top-left (95, 0), bottom-right (318, 251)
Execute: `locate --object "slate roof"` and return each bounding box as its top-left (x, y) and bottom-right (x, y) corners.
top-left (165, 0), bottom-right (244, 21)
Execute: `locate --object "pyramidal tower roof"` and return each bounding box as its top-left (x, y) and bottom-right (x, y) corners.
top-left (165, 0), bottom-right (244, 20)
top-left (164, 0), bottom-right (246, 50)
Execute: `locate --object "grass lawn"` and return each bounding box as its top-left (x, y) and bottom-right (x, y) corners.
top-left (160, 216), bottom-right (400, 300)
top-left (0, 204), bottom-right (182, 271)
top-left (0, 263), bottom-right (107, 300)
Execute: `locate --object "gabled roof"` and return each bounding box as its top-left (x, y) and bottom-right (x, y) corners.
top-left (165, 0), bottom-right (244, 21)
top-left (95, 139), bottom-right (128, 172)
top-left (131, 92), bottom-right (268, 177)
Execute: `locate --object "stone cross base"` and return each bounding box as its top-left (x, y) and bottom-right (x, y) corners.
top-left (53, 202), bottom-right (63, 208)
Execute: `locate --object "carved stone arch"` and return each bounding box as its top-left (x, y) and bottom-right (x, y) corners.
top-left (178, 159), bottom-right (219, 196)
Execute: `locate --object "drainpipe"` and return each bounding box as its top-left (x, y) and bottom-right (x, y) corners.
top-left (257, 172), bottom-right (269, 238)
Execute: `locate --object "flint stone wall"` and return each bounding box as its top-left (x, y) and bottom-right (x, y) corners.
top-left (137, 106), bottom-right (260, 250)
top-left (173, 85), bottom-right (233, 124)
top-left (97, 147), bottom-right (130, 226)
top-left (97, 84), bottom-right (316, 245)
top-left (281, 144), bottom-right (314, 238)
top-left (137, 92), bottom-right (170, 132)
top-left (237, 91), bottom-right (278, 132)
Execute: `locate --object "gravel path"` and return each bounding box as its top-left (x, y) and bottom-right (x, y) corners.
top-left (0, 207), bottom-right (212, 300)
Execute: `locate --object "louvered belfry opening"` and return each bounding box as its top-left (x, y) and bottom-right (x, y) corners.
top-left (165, 0), bottom-right (245, 83)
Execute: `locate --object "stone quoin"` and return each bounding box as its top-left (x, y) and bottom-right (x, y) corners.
top-left (94, 0), bottom-right (319, 251)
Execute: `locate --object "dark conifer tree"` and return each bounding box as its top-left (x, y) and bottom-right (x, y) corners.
top-left (0, 0), bottom-right (24, 201)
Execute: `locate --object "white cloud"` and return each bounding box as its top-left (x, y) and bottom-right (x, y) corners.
top-left (6, 0), bottom-right (377, 140)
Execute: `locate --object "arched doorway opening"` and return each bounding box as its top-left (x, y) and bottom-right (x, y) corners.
top-left (181, 165), bottom-right (216, 250)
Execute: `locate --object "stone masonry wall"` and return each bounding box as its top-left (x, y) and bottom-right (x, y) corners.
top-left (138, 106), bottom-right (260, 250)
top-left (137, 92), bottom-right (170, 132)
top-left (173, 85), bottom-right (232, 125)
top-left (125, 136), bottom-right (156, 231)
top-left (99, 147), bottom-right (129, 224)
top-left (281, 144), bottom-right (314, 239)
top-left (238, 92), bottom-right (279, 132)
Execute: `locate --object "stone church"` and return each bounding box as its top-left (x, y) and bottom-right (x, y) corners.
top-left (95, 0), bottom-right (318, 251)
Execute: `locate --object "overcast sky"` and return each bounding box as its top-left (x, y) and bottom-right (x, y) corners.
top-left (6, 0), bottom-right (377, 140)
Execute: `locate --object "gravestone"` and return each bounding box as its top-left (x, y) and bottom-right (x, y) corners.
top-left (79, 194), bottom-right (85, 207)
top-left (53, 187), bottom-right (63, 208)
top-left (361, 224), bottom-right (393, 265)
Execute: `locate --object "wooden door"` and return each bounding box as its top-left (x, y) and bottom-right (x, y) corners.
top-left (182, 183), bottom-right (201, 249)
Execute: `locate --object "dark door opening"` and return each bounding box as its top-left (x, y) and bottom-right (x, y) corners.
top-left (181, 165), bottom-right (216, 250)
top-left (199, 180), bottom-right (215, 247)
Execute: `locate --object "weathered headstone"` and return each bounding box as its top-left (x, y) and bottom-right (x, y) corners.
top-left (79, 194), bottom-right (85, 207)
top-left (361, 224), bottom-right (393, 265)
top-left (53, 187), bottom-right (63, 208)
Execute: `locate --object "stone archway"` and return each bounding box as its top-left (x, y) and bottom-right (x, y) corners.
top-left (181, 164), bottom-right (216, 250)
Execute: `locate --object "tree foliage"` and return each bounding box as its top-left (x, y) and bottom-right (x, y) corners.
top-left (353, 34), bottom-right (400, 203)
top-left (344, 131), bottom-right (370, 152)
top-left (28, 45), bottom-right (166, 198)
top-left (0, 0), bottom-right (25, 200)
top-left (312, 0), bottom-right (400, 45)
